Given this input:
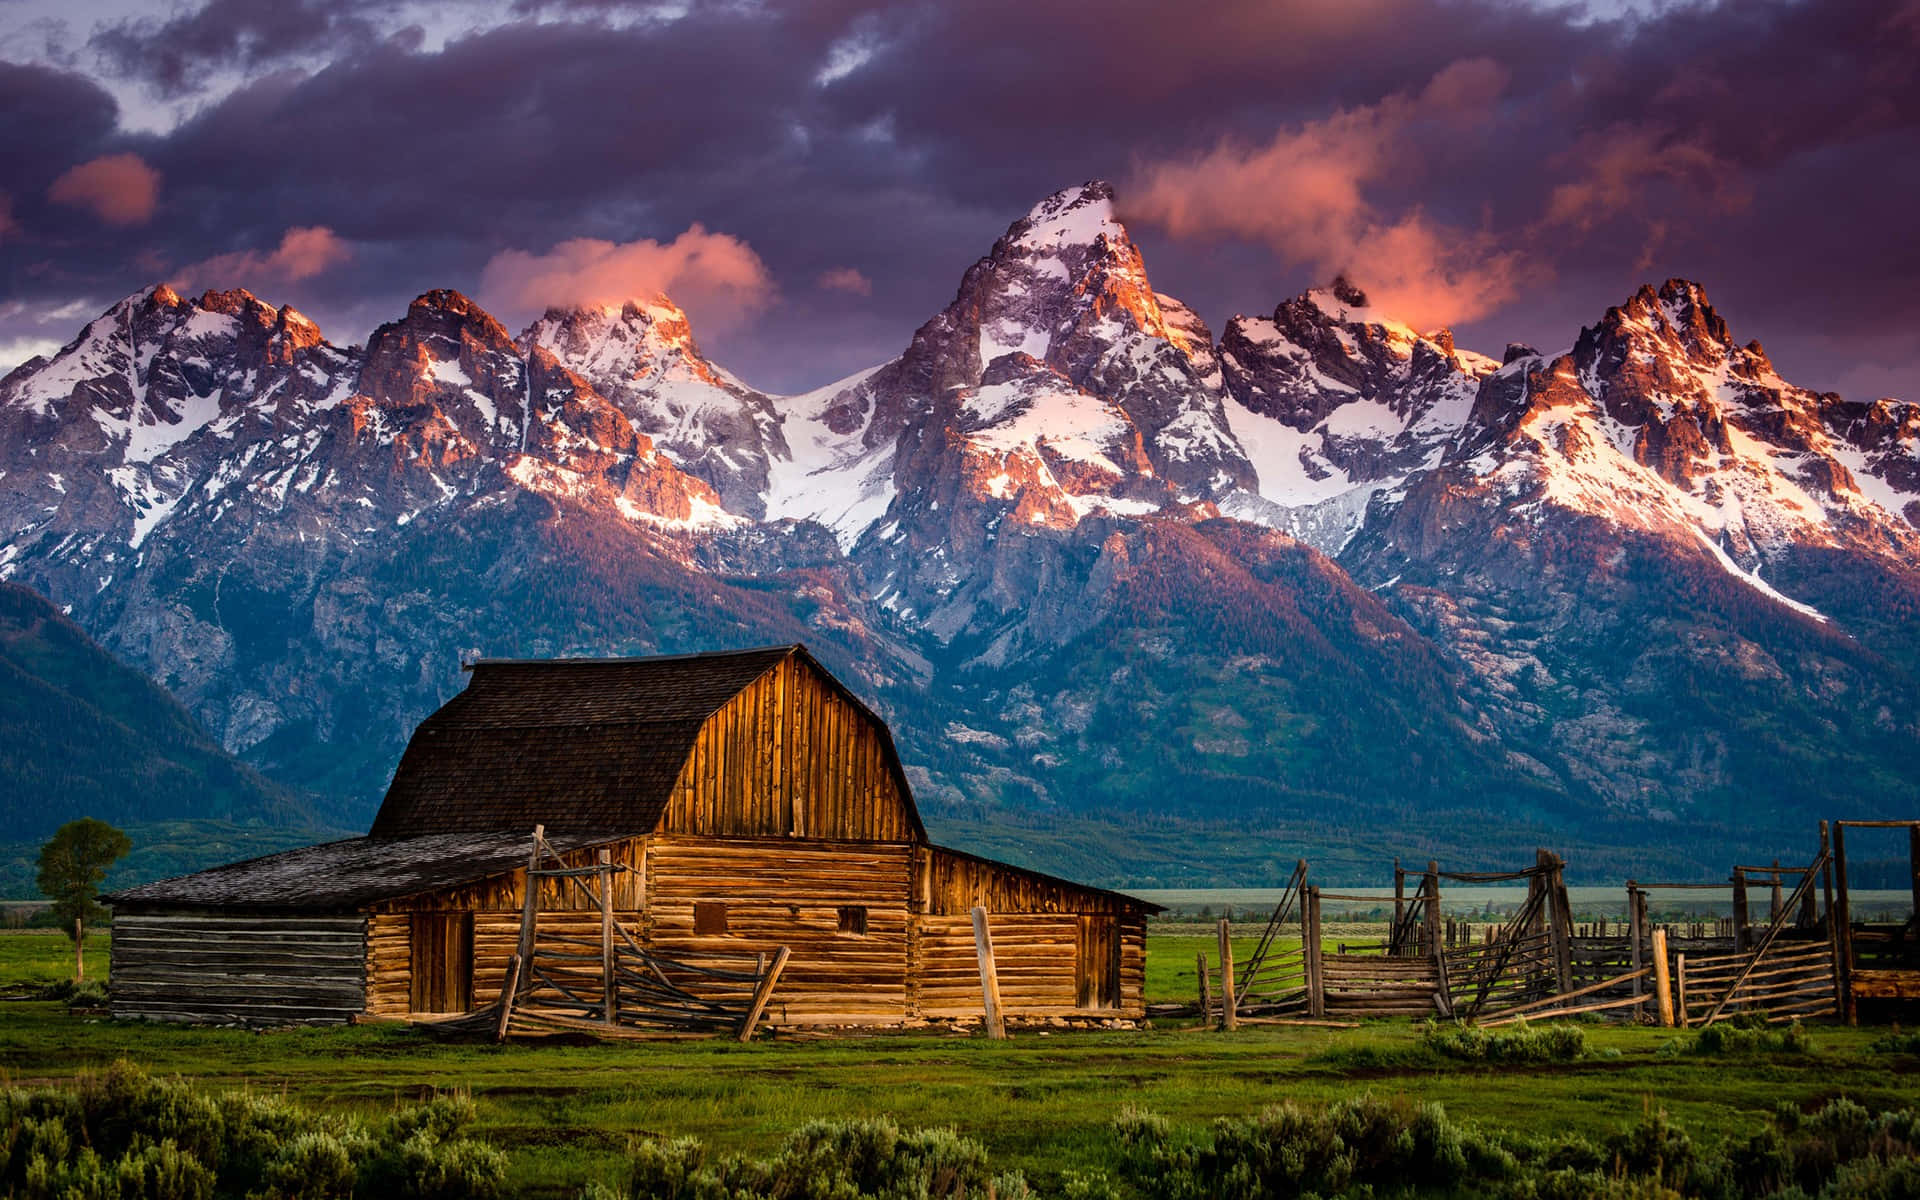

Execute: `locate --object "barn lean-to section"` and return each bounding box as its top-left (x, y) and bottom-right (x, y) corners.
top-left (108, 645), bottom-right (1156, 1031)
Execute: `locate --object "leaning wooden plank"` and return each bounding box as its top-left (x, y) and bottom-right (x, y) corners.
top-left (494, 953), bottom-right (523, 1043)
top-left (1474, 967), bottom-right (1650, 1022)
top-left (737, 947), bottom-right (793, 1042)
top-left (1480, 991), bottom-right (1651, 1027)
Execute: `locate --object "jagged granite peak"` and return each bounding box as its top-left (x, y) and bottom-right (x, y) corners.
top-left (1356, 277), bottom-right (1920, 637)
top-left (524, 296), bottom-right (788, 518)
top-left (1212, 277), bottom-right (1497, 551)
top-left (761, 180), bottom-right (1255, 569)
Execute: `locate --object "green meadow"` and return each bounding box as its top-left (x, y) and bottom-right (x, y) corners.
top-left (3, 926), bottom-right (1916, 1197)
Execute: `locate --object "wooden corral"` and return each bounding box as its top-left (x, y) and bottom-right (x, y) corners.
top-left (108, 645), bottom-right (1157, 1032)
top-left (1190, 823), bottom-right (1908, 1030)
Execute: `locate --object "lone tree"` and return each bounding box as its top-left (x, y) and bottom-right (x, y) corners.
top-left (36, 818), bottom-right (131, 981)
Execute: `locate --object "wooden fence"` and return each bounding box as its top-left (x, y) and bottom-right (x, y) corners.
top-left (1185, 832), bottom-right (1871, 1031)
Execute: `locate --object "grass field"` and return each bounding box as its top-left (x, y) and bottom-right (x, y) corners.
top-left (1, 927), bottom-right (1914, 1197)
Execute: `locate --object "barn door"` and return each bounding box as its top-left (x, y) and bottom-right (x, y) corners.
top-left (1077, 915), bottom-right (1121, 1010)
top-left (409, 912), bottom-right (474, 1014)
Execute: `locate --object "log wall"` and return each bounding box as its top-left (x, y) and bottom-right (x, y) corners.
top-left (911, 912), bottom-right (1147, 1018)
top-left (110, 913), bottom-right (367, 1025)
top-left (318, 835), bottom-right (1151, 1028)
top-left (659, 655), bottom-right (917, 842)
top-left (644, 836), bottom-right (914, 1024)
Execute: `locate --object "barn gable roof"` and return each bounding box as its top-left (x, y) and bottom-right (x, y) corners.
top-left (368, 644), bottom-right (925, 839)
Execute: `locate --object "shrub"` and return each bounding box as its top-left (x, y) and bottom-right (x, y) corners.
top-left (595, 1117), bottom-right (1017, 1200)
top-left (1693, 1014), bottom-right (1813, 1056)
top-left (0, 1062), bottom-right (505, 1200)
top-left (1112, 1095), bottom-right (1516, 1200)
top-left (1868, 1029), bottom-right (1920, 1056)
top-left (1422, 1019), bottom-right (1588, 1064)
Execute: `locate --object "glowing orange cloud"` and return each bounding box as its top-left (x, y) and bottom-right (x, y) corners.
top-left (48, 154), bottom-right (162, 227)
top-left (479, 225), bottom-right (774, 330)
top-left (1544, 126), bottom-right (1745, 234)
top-left (1125, 58), bottom-right (1526, 330)
top-left (817, 266), bottom-right (873, 296)
top-left (173, 226), bottom-right (352, 289)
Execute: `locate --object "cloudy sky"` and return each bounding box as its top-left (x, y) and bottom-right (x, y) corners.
top-left (1, 0), bottom-right (1915, 399)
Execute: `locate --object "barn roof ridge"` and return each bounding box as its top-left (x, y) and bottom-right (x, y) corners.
top-left (465, 643), bottom-right (803, 668)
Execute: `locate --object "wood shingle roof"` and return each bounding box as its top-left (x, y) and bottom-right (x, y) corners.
top-left (108, 830), bottom-right (620, 911)
top-left (369, 645), bottom-right (803, 838)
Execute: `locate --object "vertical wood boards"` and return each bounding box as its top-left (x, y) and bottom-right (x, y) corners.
top-left (110, 914), bottom-right (368, 1025)
top-left (408, 911), bottom-right (473, 1014)
top-left (659, 655), bottom-right (916, 842)
top-left (1077, 915), bottom-right (1121, 1010)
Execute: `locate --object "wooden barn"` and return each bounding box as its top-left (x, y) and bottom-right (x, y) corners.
top-left (107, 646), bottom-right (1156, 1030)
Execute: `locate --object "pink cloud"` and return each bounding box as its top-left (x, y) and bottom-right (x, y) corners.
top-left (1125, 58), bottom-right (1526, 329)
top-left (1543, 125), bottom-right (1745, 235)
top-left (173, 226), bottom-right (352, 289)
top-left (479, 225), bottom-right (774, 330)
top-left (817, 266), bottom-right (873, 296)
top-left (47, 154), bottom-right (162, 226)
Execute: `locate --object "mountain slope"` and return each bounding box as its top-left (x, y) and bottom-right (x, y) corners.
top-left (0, 580), bottom-right (312, 837)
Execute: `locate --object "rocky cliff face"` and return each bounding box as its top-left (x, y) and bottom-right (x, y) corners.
top-left (1, 187), bottom-right (1917, 877)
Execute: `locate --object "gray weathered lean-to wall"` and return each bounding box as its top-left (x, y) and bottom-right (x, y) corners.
top-left (109, 913), bottom-right (367, 1025)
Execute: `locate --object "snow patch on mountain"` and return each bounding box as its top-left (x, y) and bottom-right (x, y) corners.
top-left (764, 364), bottom-right (896, 549)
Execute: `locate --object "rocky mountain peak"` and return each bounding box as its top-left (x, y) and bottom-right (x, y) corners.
top-left (526, 294), bottom-right (722, 391)
top-left (524, 294), bottom-right (785, 519)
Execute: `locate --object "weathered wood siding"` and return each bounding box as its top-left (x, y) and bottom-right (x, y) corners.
top-left (921, 847), bottom-right (1136, 916)
top-left (909, 848), bottom-right (1148, 1018)
top-left (910, 913), bottom-right (1147, 1018)
top-left (364, 839), bottom-right (647, 1018)
top-left (645, 836), bottom-right (913, 1024)
top-left (111, 913), bottom-right (367, 1025)
top-left (659, 656), bottom-right (916, 841)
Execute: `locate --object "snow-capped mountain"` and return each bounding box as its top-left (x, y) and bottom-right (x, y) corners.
top-left (525, 297), bottom-right (788, 518)
top-left (1, 184), bottom-right (1917, 878)
top-left (1215, 277), bottom-right (1499, 548)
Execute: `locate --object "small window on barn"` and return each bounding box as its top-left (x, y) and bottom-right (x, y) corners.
top-left (693, 901), bottom-right (730, 935)
top-left (837, 905), bottom-right (868, 936)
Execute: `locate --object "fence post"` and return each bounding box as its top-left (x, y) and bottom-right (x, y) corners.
top-left (1196, 952), bottom-right (1211, 1023)
top-left (1651, 927), bottom-right (1674, 1027)
top-left (1304, 887), bottom-right (1325, 1018)
top-left (1732, 870), bottom-right (1751, 953)
top-left (1834, 823), bottom-right (1856, 1025)
top-left (599, 849), bottom-right (616, 1027)
top-left (1393, 860), bottom-right (1406, 955)
top-left (1424, 862), bottom-right (1442, 959)
top-left (971, 906), bottom-right (1006, 1039)
top-left (1675, 953), bottom-right (1689, 1028)
top-left (1217, 919), bottom-right (1238, 1031)
top-left (1627, 883), bottom-right (1645, 1020)
top-left (1546, 852), bottom-right (1575, 996)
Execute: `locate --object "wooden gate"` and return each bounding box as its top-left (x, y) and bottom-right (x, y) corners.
top-left (1677, 849), bottom-right (1838, 1027)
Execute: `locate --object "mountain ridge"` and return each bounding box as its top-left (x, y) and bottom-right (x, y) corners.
top-left (2, 179), bottom-right (1916, 881)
